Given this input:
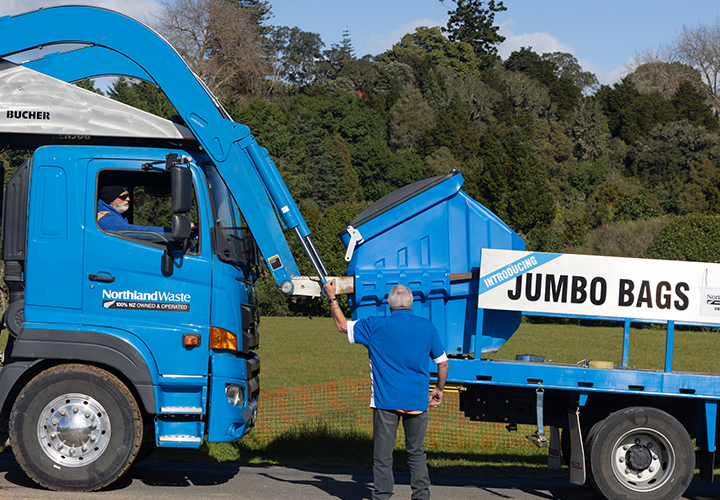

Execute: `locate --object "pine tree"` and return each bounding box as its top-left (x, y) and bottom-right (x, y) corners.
top-left (442, 0), bottom-right (506, 68)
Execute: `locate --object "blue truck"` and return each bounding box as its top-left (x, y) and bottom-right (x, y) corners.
top-left (0, 6), bottom-right (718, 500)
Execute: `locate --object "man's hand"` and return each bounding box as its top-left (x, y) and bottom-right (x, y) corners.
top-left (429, 386), bottom-right (444, 407)
top-left (323, 279), bottom-right (337, 300)
top-left (429, 360), bottom-right (448, 407)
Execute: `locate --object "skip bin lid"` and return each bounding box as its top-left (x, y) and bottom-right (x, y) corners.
top-left (345, 169), bottom-right (460, 232)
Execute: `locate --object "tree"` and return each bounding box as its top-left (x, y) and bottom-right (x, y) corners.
top-left (549, 76), bottom-right (582, 120)
top-left (677, 154), bottom-right (720, 214)
top-left (626, 121), bottom-right (720, 206)
top-left (336, 55), bottom-right (379, 93)
top-left (596, 78), bottom-right (641, 139)
top-left (424, 146), bottom-right (464, 177)
top-left (326, 134), bottom-right (361, 203)
top-left (388, 85), bottom-right (435, 152)
top-left (476, 126), bottom-right (555, 236)
top-left (564, 97), bottom-right (611, 162)
top-left (417, 96), bottom-right (479, 163)
top-left (671, 80), bottom-right (719, 131)
top-left (107, 77), bottom-right (177, 119)
top-left (627, 61), bottom-right (705, 100)
top-left (442, 0), bottom-right (506, 68)
top-left (499, 68), bottom-right (552, 118)
top-left (541, 52), bottom-right (599, 94)
top-left (436, 66), bottom-right (502, 132)
top-left (153, 0), bottom-right (276, 102)
top-left (271, 27), bottom-right (325, 88)
top-left (505, 47), bottom-right (558, 88)
top-left (378, 27), bottom-right (480, 78)
top-left (617, 92), bottom-right (678, 144)
top-left (318, 29), bottom-right (356, 83)
top-left (642, 214), bottom-right (720, 262)
top-left (229, 97), bottom-right (293, 158)
top-left (75, 80), bottom-right (104, 95)
top-left (375, 61), bottom-right (416, 107)
top-left (669, 16), bottom-right (720, 114)
top-left (531, 118), bottom-right (574, 196)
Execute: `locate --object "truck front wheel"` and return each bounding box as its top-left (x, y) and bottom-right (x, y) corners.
top-left (588, 407), bottom-right (694, 500)
top-left (9, 364), bottom-right (142, 491)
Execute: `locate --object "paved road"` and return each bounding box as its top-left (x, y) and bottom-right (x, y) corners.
top-left (0, 454), bottom-right (716, 499)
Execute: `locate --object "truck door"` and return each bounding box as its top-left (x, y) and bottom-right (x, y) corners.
top-left (81, 157), bottom-right (211, 377)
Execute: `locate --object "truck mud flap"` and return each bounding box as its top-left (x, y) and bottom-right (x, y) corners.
top-left (568, 408), bottom-right (586, 485)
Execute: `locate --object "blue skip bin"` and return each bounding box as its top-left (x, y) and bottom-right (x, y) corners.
top-left (340, 170), bottom-right (526, 356)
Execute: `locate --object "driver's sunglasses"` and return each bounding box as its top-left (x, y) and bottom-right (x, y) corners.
top-left (117, 193), bottom-right (130, 200)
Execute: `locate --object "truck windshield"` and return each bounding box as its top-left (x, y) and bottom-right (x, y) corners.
top-left (203, 163), bottom-right (260, 271)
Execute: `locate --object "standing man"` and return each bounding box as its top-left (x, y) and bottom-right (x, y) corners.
top-left (323, 279), bottom-right (448, 500)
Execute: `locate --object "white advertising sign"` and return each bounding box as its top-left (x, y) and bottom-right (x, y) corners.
top-left (478, 249), bottom-right (720, 325)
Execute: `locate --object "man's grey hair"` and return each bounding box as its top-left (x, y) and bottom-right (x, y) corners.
top-left (388, 284), bottom-right (413, 310)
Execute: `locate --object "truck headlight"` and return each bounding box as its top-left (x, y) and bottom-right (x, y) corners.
top-left (225, 383), bottom-right (245, 407)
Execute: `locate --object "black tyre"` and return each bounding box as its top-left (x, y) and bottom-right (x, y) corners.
top-left (583, 419), bottom-right (604, 490)
top-left (588, 407), bottom-right (694, 500)
top-left (9, 364), bottom-right (142, 491)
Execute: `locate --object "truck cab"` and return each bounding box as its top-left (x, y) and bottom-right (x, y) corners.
top-left (1, 143), bottom-right (262, 488)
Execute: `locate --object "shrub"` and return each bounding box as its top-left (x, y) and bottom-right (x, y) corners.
top-left (641, 214), bottom-right (720, 262)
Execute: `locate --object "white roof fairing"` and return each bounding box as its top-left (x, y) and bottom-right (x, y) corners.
top-left (0, 61), bottom-right (195, 141)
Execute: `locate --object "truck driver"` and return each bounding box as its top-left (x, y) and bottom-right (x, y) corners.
top-left (97, 185), bottom-right (170, 235)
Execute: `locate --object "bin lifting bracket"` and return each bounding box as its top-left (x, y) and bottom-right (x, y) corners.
top-left (344, 225), bottom-right (364, 262)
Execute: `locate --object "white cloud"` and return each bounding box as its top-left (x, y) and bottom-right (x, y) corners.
top-left (588, 60), bottom-right (627, 87)
top-left (1, 0), bottom-right (160, 24)
top-left (497, 19), bottom-right (573, 60)
top-left (365, 18), bottom-right (444, 56)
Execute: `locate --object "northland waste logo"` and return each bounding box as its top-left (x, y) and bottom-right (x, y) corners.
top-left (102, 289), bottom-right (191, 312)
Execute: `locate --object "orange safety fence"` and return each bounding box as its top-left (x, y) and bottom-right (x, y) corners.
top-left (245, 379), bottom-right (537, 451)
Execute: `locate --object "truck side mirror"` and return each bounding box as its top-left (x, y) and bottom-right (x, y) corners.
top-left (163, 163), bottom-right (194, 276)
top-left (171, 166), bottom-right (192, 213)
top-left (171, 213), bottom-right (191, 240)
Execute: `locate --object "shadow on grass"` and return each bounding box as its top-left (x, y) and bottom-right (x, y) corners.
top-left (150, 423), bottom-right (558, 475)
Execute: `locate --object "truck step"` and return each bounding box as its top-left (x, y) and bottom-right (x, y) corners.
top-left (158, 435), bottom-right (203, 444)
top-left (155, 420), bottom-right (205, 448)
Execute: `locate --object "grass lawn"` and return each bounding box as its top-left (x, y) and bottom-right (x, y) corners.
top-left (255, 316), bottom-right (370, 389)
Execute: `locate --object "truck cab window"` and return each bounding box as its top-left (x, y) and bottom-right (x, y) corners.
top-left (96, 168), bottom-right (199, 252)
top-left (203, 163), bottom-right (259, 271)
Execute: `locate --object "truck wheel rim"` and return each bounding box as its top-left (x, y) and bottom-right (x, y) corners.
top-left (611, 428), bottom-right (674, 492)
top-left (36, 393), bottom-right (111, 468)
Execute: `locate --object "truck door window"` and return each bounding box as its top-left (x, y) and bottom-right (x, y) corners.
top-left (96, 168), bottom-right (199, 253)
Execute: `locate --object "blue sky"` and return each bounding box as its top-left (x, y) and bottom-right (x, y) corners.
top-left (4, 0), bottom-right (720, 86)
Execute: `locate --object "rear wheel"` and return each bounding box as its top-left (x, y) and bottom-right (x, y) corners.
top-left (9, 364), bottom-right (142, 491)
top-left (588, 407), bottom-right (694, 500)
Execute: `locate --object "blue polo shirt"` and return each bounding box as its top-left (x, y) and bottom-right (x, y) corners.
top-left (97, 199), bottom-right (170, 234)
top-left (348, 309), bottom-right (447, 412)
